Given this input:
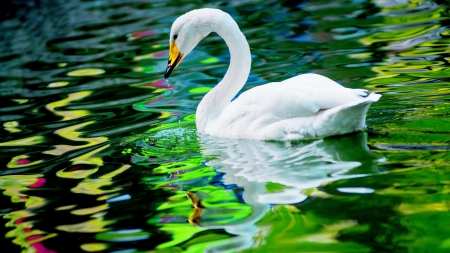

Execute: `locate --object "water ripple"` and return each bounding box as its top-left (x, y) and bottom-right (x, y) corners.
top-left (1, 0), bottom-right (450, 252)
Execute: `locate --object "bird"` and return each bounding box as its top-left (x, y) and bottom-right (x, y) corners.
top-left (164, 8), bottom-right (381, 141)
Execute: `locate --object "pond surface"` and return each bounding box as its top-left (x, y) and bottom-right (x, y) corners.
top-left (1, 0), bottom-right (450, 252)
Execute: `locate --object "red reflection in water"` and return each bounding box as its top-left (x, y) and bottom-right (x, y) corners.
top-left (130, 29), bottom-right (156, 39)
top-left (15, 204), bottom-right (57, 253)
top-left (153, 51), bottom-right (166, 57)
top-left (159, 216), bottom-right (177, 224)
top-left (14, 217), bottom-right (25, 224)
top-left (28, 178), bottom-right (46, 188)
top-left (18, 159), bottom-right (31, 165)
top-left (31, 243), bottom-right (57, 253)
top-left (66, 164), bottom-right (90, 171)
top-left (27, 235), bottom-right (44, 241)
top-left (141, 80), bottom-right (174, 89)
top-left (146, 97), bottom-right (165, 105)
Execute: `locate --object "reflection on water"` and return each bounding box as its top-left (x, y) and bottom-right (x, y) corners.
top-left (2, 0), bottom-right (450, 252)
top-left (194, 133), bottom-right (379, 252)
top-left (203, 133), bottom-right (379, 205)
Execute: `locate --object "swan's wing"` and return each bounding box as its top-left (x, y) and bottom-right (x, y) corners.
top-left (226, 73), bottom-right (365, 118)
top-left (282, 73), bottom-right (364, 91)
top-left (215, 73), bottom-right (371, 137)
top-left (257, 93), bottom-right (381, 140)
top-left (213, 85), bottom-right (322, 137)
top-left (281, 73), bottom-right (343, 88)
top-left (282, 73), bottom-right (368, 104)
top-left (224, 84), bottom-right (322, 122)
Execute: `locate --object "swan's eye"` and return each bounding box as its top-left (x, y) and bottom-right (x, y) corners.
top-left (173, 34), bottom-right (178, 40)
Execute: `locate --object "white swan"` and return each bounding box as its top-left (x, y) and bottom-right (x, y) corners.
top-left (164, 8), bottom-right (381, 141)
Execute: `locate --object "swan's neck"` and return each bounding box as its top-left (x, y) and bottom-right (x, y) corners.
top-left (196, 16), bottom-right (251, 132)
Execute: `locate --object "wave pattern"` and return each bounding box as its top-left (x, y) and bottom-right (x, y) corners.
top-left (1, 0), bottom-right (450, 252)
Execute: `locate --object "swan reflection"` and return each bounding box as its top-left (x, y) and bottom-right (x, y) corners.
top-left (202, 132), bottom-right (379, 205)
top-left (194, 132), bottom-right (379, 252)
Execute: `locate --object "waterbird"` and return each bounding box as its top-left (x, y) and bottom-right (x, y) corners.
top-left (164, 8), bottom-right (381, 140)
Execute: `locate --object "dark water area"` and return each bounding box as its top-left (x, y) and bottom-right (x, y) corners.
top-left (1, 0), bottom-right (450, 252)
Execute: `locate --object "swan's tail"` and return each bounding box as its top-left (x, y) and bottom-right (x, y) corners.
top-left (353, 88), bottom-right (368, 97)
top-left (364, 92), bottom-right (381, 102)
top-left (313, 92), bottom-right (381, 137)
top-left (262, 93), bottom-right (381, 140)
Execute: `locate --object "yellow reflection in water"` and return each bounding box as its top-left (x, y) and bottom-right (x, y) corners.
top-left (158, 111), bottom-right (172, 119)
top-left (7, 155), bottom-right (44, 169)
top-left (100, 164), bottom-right (131, 179)
top-left (44, 90), bottom-right (108, 158)
top-left (71, 204), bottom-right (109, 215)
top-left (80, 243), bottom-right (109, 252)
top-left (0, 174), bottom-right (42, 202)
top-left (70, 143), bottom-right (110, 167)
top-left (46, 91), bottom-right (91, 121)
top-left (360, 25), bottom-right (440, 45)
top-left (71, 164), bottom-right (129, 195)
top-left (44, 122), bottom-right (108, 157)
top-left (11, 99), bottom-right (28, 104)
top-left (67, 68), bottom-right (105, 76)
top-left (397, 202), bottom-right (450, 215)
top-left (133, 52), bottom-right (165, 61)
top-left (48, 81), bottom-right (69, 88)
top-left (56, 144), bottom-right (110, 179)
top-left (57, 219), bottom-right (115, 233)
top-left (56, 205), bottom-right (77, 211)
top-left (3, 121), bottom-right (20, 133)
top-left (0, 136), bottom-right (45, 147)
top-left (72, 179), bottom-right (117, 194)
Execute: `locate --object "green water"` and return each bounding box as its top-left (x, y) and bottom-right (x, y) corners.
top-left (1, 0), bottom-right (450, 252)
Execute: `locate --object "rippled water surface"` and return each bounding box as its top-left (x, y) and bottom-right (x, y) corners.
top-left (2, 0), bottom-right (450, 252)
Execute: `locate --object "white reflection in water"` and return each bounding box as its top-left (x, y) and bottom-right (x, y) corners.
top-left (197, 133), bottom-right (379, 252)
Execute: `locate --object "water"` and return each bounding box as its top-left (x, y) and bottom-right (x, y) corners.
top-left (1, 0), bottom-right (450, 252)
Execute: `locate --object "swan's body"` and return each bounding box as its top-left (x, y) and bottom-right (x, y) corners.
top-left (165, 8), bottom-right (381, 141)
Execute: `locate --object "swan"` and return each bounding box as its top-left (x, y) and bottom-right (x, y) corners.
top-left (164, 8), bottom-right (381, 140)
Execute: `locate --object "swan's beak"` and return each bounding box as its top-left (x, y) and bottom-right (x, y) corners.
top-left (165, 42), bottom-right (184, 79)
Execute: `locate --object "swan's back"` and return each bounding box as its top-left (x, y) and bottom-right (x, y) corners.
top-left (280, 73), bottom-right (368, 107)
top-left (206, 73), bottom-right (380, 140)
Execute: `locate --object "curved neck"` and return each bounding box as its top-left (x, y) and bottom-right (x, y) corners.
top-left (196, 15), bottom-right (251, 132)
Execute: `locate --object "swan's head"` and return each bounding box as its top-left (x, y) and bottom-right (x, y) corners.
top-left (165, 9), bottom-right (225, 79)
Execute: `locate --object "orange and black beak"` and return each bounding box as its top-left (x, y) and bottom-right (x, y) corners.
top-left (164, 42), bottom-right (184, 79)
